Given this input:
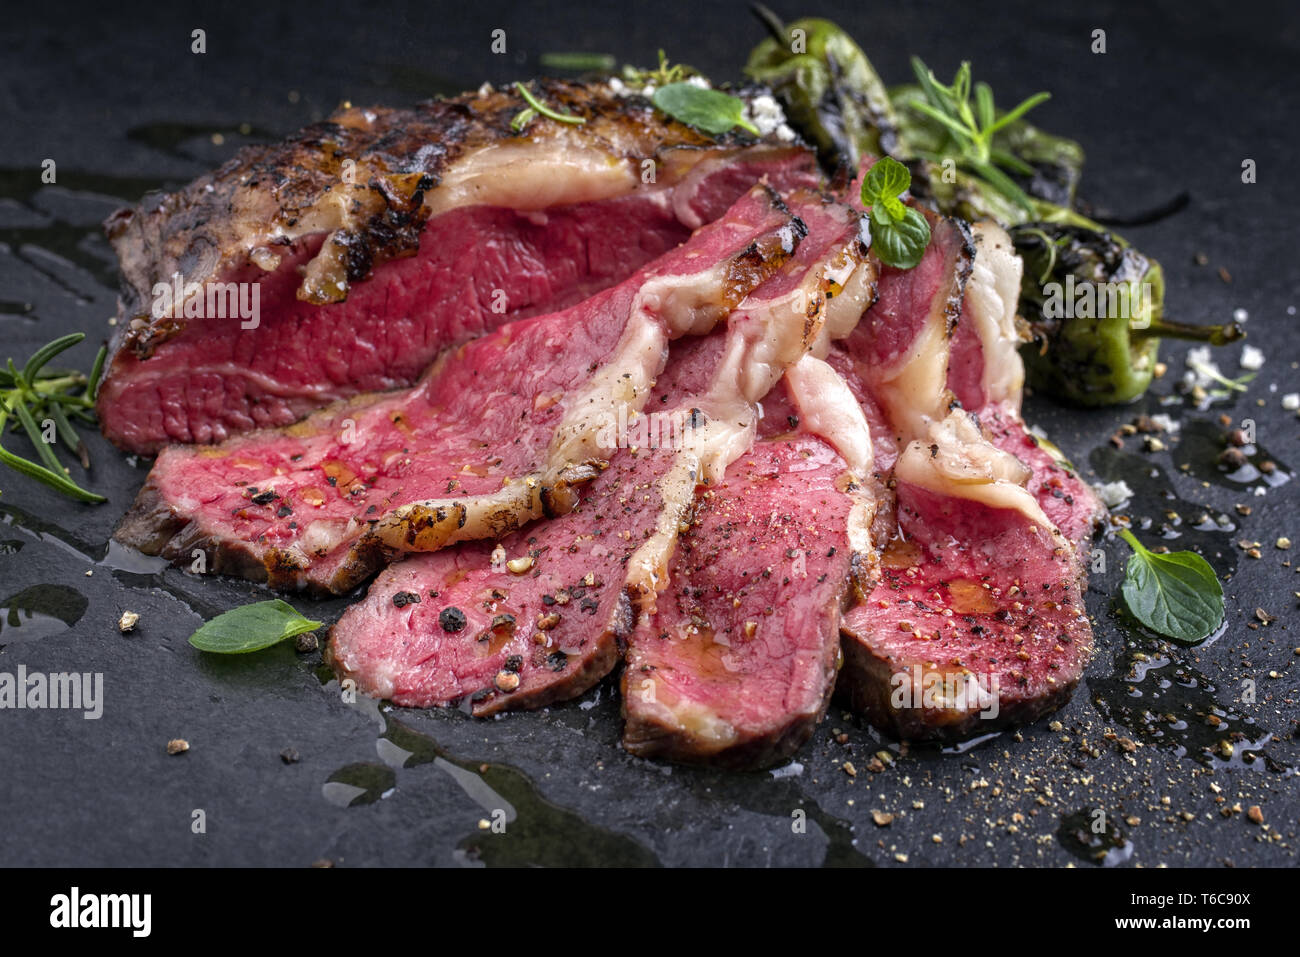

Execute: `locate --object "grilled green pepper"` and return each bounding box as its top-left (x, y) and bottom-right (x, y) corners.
top-left (744, 8), bottom-right (899, 165)
top-left (1012, 219), bottom-right (1241, 405)
top-left (744, 13), bottom-right (1239, 406)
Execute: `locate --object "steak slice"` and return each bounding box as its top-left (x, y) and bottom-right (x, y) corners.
top-left (114, 185), bottom-right (804, 594)
top-left (621, 366), bottom-right (872, 769)
top-left (838, 475), bottom-right (1093, 742)
top-left (835, 161), bottom-right (974, 444)
top-left (981, 406), bottom-right (1104, 556)
top-left (328, 196), bottom-right (879, 712)
top-left (99, 79), bottom-right (819, 454)
top-left (944, 221), bottom-right (1105, 555)
top-left (834, 225), bottom-right (1098, 740)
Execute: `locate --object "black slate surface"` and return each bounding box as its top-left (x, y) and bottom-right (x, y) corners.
top-left (0, 0), bottom-right (1296, 867)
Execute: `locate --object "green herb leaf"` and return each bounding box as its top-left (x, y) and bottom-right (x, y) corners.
top-left (858, 156), bottom-right (931, 270)
top-left (906, 56), bottom-right (1049, 214)
top-left (1118, 529), bottom-right (1224, 644)
top-left (861, 156), bottom-right (911, 206)
top-left (652, 83), bottom-right (759, 136)
top-left (870, 205), bottom-right (931, 270)
top-left (188, 599), bottom-right (322, 654)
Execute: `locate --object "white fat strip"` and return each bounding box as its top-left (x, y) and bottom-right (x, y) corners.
top-left (872, 299), bottom-right (954, 443)
top-left (549, 257), bottom-right (746, 469)
top-left (894, 410), bottom-right (1063, 545)
top-left (810, 253), bottom-right (877, 355)
top-left (784, 354), bottom-right (876, 559)
top-left (784, 354), bottom-right (872, 475)
top-left (964, 221), bottom-right (1026, 411)
top-left (623, 233), bottom-right (870, 606)
top-left (425, 141), bottom-right (638, 216)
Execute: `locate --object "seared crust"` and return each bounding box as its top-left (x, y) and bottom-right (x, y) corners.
top-left (103, 79), bottom-right (781, 360)
top-left (835, 633), bottom-right (1089, 743)
top-left (620, 611), bottom-right (841, 771)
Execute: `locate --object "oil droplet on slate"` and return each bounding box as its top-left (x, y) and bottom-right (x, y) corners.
top-left (0, 584), bottom-right (88, 642)
top-left (1057, 809), bottom-right (1134, 867)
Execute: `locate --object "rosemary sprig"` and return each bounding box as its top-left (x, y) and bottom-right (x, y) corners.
top-left (908, 56), bottom-right (1050, 213)
top-left (511, 81), bottom-right (587, 132)
top-left (0, 332), bottom-right (106, 503)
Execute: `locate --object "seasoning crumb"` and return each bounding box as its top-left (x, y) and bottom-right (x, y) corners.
top-left (494, 670), bottom-right (520, 693)
top-left (1255, 608), bottom-right (1276, 625)
top-left (894, 852), bottom-right (909, 863)
top-left (118, 610), bottom-right (140, 633)
top-left (295, 631), bottom-right (319, 653)
top-left (872, 810), bottom-right (894, 827)
top-left (842, 761), bottom-right (857, 778)
top-left (166, 738), bottom-right (189, 756)
top-left (477, 818), bottom-right (491, 830)
top-left (506, 555), bottom-right (534, 575)
top-left (1277, 537), bottom-right (1292, 550)
top-left (1247, 805), bottom-right (1264, 825)
top-left (280, 747), bottom-right (300, 765)
top-left (311, 858), bottom-right (334, 869)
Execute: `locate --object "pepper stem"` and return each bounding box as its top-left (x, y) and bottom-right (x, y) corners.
top-left (750, 2), bottom-right (787, 42)
top-left (1131, 318), bottom-right (1244, 346)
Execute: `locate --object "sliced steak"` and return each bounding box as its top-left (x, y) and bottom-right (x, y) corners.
top-left (621, 370), bottom-right (869, 769)
top-left (838, 345), bottom-right (1094, 740)
top-left (329, 196), bottom-right (879, 712)
top-left (944, 220), bottom-right (1105, 555)
top-left (114, 185), bottom-right (804, 594)
top-left (835, 160), bottom-right (974, 444)
top-left (99, 80), bottom-right (819, 454)
top-left (832, 205), bottom-right (1097, 742)
top-left (838, 475), bottom-right (1093, 742)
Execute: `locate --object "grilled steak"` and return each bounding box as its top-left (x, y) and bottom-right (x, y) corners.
top-left (944, 221), bottom-right (1104, 552)
top-left (835, 179), bottom-right (974, 443)
top-left (328, 194), bottom-right (878, 713)
top-left (834, 211), bottom-right (1100, 741)
top-left (621, 370), bottom-right (869, 769)
top-left (99, 80), bottom-right (819, 454)
top-left (838, 476), bottom-right (1094, 741)
top-left (114, 185), bottom-right (804, 594)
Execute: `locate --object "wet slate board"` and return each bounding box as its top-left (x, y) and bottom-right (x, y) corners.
top-left (0, 0), bottom-right (1296, 867)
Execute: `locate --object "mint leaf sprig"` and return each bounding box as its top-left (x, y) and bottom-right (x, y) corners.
top-left (1118, 529), bottom-right (1224, 645)
top-left (652, 83), bottom-right (758, 137)
top-left (188, 599), bottom-right (323, 654)
top-left (859, 156), bottom-right (931, 269)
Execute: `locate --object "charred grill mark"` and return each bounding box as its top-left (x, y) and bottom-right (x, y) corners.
top-left (103, 79), bottom-right (785, 363)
